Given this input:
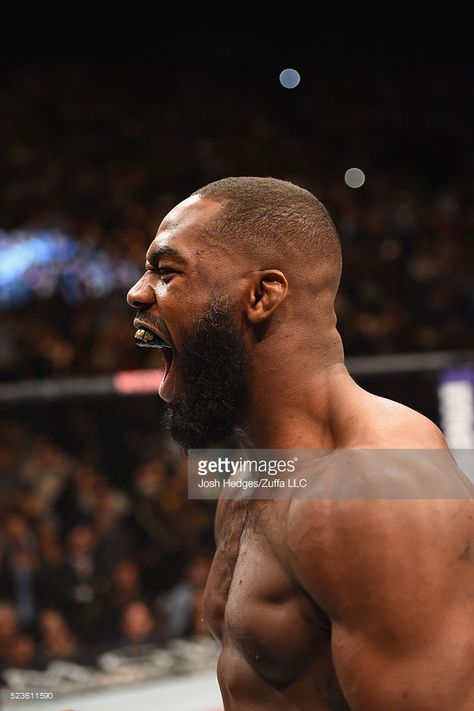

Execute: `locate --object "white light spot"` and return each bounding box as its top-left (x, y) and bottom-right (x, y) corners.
top-left (344, 168), bottom-right (365, 189)
top-left (279, 68), bottom-right (301, 89)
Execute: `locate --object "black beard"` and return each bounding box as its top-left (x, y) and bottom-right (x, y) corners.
top-left (161, 298), bottom-right (248, 451)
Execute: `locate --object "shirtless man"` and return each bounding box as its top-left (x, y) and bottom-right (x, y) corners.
top-left (127, 177), bottom-right (473, 710)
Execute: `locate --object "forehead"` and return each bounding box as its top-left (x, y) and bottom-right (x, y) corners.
top-left (147, 194), bottom-right (224, 261)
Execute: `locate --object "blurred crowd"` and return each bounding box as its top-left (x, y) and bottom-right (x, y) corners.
top-left (1, 50), bottom-right (473, 382)
top-left (0, 403), bottom-right (216, 677)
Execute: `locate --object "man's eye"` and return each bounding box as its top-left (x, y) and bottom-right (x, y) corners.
top-left (157, 267), bottom-right (175, 280)
top-left (144, 266), bottom-right (176, 281)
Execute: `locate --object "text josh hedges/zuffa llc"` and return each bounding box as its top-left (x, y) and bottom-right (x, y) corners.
top-left (197, 478), bottom-right (308, 489)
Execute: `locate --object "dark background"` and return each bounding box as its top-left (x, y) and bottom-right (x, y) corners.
top-left (1, 24), bottom-right (473, 381)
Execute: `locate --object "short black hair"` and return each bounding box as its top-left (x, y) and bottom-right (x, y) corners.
top-left (193, 176), bottom-right (342, 290)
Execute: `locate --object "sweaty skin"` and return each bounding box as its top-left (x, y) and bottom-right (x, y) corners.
top-left (128, 192), bottom-right (474, 710)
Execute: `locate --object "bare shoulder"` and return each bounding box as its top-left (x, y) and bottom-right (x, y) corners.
top-left (286, 388), bottom-right (474, 613)
top-left (351, 388), bottom-right (448, 448)
top-left (287, 490), bottom-right (473, 620)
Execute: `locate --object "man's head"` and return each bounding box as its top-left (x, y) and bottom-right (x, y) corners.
top-left (127, 177), bottom-right (342, 450)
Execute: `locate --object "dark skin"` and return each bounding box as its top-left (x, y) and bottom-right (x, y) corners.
top-left (128, 195), bottom-right (474, 710)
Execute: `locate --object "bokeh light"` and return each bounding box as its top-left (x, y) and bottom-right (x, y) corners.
top-left (279, 68), bottom-right (301, 89)
top-left (344, 167), bottom-right (366, 188)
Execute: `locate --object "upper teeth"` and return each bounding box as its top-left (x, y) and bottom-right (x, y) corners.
top-left (135, 328), bottom-right (155, 343)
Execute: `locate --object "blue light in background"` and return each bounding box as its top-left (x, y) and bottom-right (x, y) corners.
top-left (0, 230), bottom-right (140, 309)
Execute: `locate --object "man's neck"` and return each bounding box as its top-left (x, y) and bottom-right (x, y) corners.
top-left (238, 358), bottom-right (353, 450)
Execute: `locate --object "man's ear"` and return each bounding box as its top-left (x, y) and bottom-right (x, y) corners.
top-left (246, 270), bottom-right (288, 324)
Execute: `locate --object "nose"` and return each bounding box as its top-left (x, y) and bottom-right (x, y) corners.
top-left (127, 275), bottom-right (156, 310)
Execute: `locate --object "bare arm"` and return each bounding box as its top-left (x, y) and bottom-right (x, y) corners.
top-left (288, 485), bottom-right (474, 709)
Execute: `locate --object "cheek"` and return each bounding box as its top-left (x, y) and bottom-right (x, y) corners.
top-left (162, 286), bottom-right (208, 321)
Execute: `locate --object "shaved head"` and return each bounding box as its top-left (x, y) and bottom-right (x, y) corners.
top-left (193, 176), bottom-right (342, 294)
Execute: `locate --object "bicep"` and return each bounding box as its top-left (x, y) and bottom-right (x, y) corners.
top-left (288, 498), bottom-right (474, 710)
top-left (331, 610), bottom-right (473, 710)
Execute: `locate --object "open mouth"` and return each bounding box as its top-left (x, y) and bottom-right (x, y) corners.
top-left (134, 326), bottom-right (175, 399)
top-left (134, 327), bottom-right (172, 350)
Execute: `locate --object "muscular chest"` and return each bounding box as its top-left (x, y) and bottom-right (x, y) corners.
top-left (204, 500), bottom-right (331, 685)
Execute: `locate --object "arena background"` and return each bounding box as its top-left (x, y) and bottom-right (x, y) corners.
top-left (0, 23), bottom-right (473, 710)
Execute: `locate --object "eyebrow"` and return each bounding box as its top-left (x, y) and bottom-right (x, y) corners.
top-left (146, 246), bottom-right (188, 267)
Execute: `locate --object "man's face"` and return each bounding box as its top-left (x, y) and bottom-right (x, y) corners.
top-left (127, 196), bottom-right (249, 450)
